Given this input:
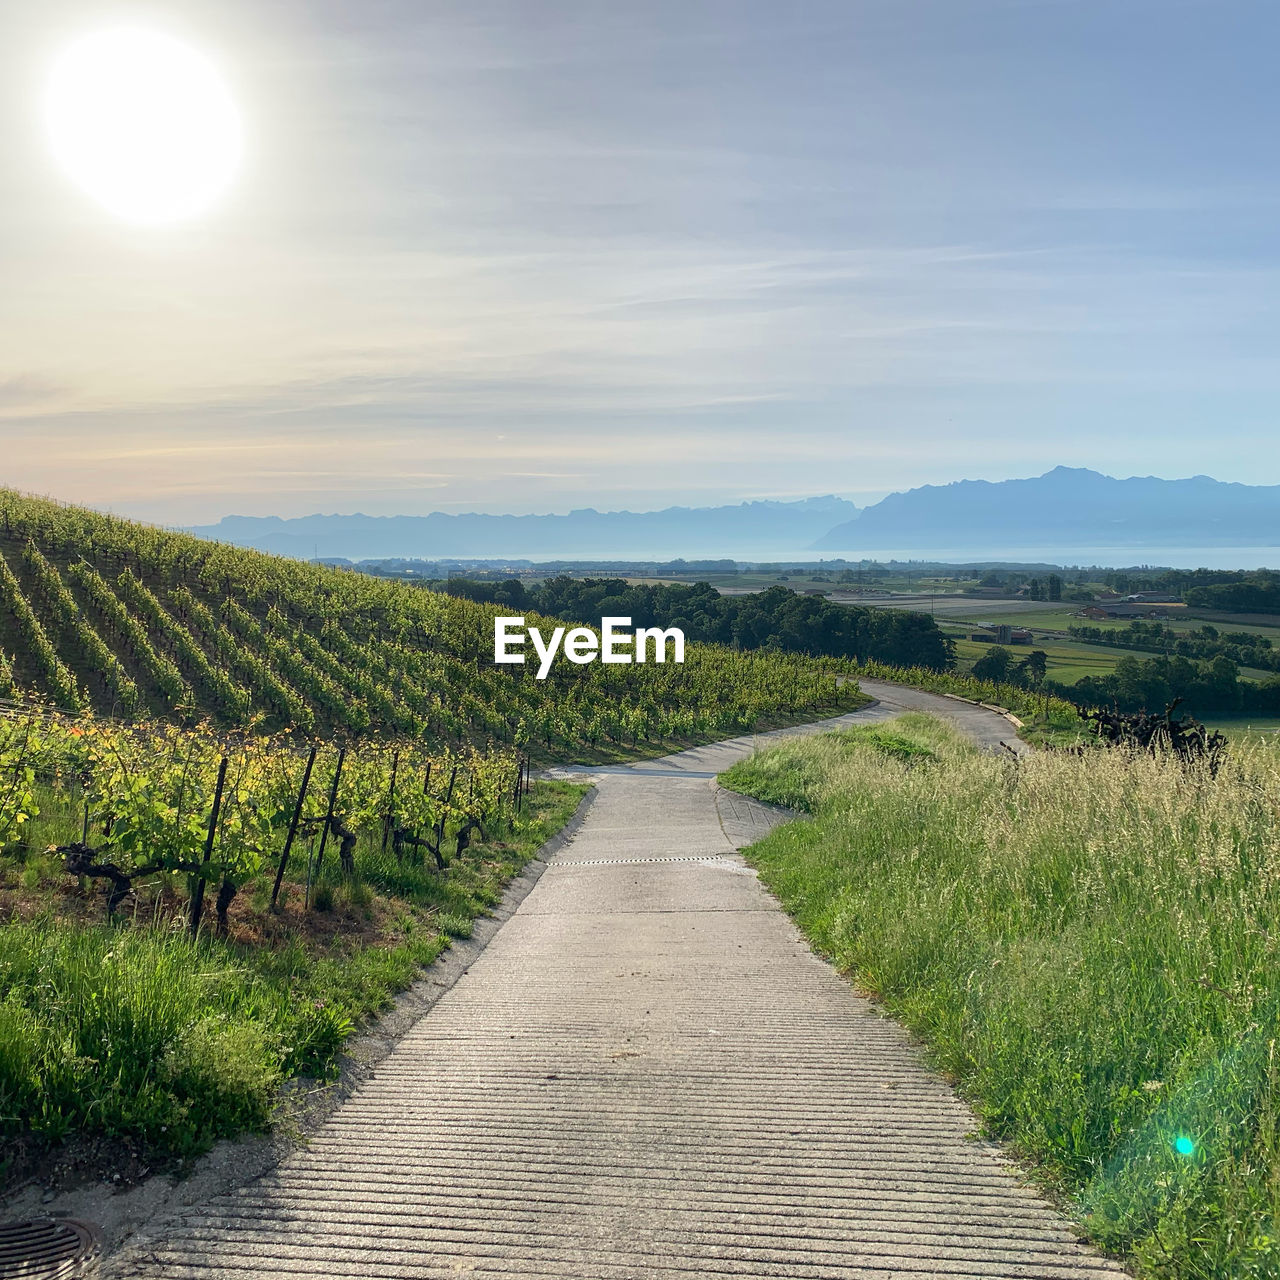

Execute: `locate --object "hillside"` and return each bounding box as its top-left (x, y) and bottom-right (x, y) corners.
top-left (814, 467), bottom-right (1280, 550)
top-left (0, 491), bottom-right (857, 754)
top-left (188, 496), bottom-right (859, 561)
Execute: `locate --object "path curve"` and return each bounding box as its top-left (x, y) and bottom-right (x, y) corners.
top-left (552, 678), bottom-right (1028, 782)
top-left (107, 683), bottom-right (1121, 1280)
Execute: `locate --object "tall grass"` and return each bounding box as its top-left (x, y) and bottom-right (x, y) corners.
top-left (1, 921), bottom-right (326, 1152)
top-left (721, 716), bottom-right (1280, 1279)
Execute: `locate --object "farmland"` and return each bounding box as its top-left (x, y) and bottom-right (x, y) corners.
top-left (946, 634), bottom-right (1141, 685)
top-left (828, 589), bottom-right (1280, 692)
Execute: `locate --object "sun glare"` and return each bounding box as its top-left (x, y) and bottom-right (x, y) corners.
top-left (45, 27), bottom-right (242, 226)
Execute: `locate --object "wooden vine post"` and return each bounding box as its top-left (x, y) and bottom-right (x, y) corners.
top-left (308, 747), bottom-right (346, 907)
top-left (271, 746), bottom-right (317, 910)
top-left (381, 749), bottom-right (400, 854)
top-left (433, 765), bottom-right (458, 870)
top-left (189, 756), bottom-right (228, 938)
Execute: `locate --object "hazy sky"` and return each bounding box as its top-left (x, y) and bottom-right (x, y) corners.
top-left (2, 0), bottom-right (1278, 523)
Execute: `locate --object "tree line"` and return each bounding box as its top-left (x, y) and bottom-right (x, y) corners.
top-left (958, 639), bottom-right (1280, 720)
top-left (1069, 621), bottom-right (1280, 672)
top-left (439, 577), bottom-right (956, 670)
top-left (1091, 567), bottom-right (1280, 614)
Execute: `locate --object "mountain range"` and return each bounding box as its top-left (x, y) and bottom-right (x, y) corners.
top-left (813, 467), bottom-right (1280, 550)
top-left (188, 497), bottom-right (857, 561)
top-left (187, 469), bottom-right (1280, 560)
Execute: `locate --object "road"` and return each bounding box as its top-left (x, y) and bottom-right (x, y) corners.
top-left (107, 682), bottom-right (1118, 1279)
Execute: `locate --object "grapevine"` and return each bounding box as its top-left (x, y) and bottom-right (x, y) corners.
top-left (0, 548), bottom-right (85, 710)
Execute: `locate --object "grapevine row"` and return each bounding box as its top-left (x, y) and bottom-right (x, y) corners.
top-left (171, 587), bottom-right (315, 730)
top-left (115, 570), bottom-right (253, 721)
top-left (67, 561), bottom-right (192, 711)
top-left (0, 549), bottom-right (85, 710)
top-left (0, 708), bottom-right (522, 927)
top-left (18, 543), bottom-right (140, 713)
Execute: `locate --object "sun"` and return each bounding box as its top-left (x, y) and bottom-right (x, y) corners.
top-left (45, 27), bottom-right (242, 227)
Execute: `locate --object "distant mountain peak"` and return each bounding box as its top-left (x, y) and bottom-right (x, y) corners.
top-left (813, 469), bottom-right (1280, 552)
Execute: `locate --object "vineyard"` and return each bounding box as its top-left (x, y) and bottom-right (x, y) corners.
top-left (0, 698), bottom-right (585, 1166)
top-left (0, 490), bottom-right (859, 753)
top-left (0, 710), bottom-right (525, 931)
top-left (0, 489), bottom-right (868, 1178)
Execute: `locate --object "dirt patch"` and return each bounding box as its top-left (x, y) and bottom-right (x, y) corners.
top-left (3, 1132), bottom-right (168, 1204)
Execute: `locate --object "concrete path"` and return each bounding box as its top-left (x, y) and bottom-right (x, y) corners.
top-left (108, 683), bottom-right (1121, 1279)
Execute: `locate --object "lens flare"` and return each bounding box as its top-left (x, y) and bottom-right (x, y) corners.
top-left (1174, 1136), bottom-right (1196, 1156)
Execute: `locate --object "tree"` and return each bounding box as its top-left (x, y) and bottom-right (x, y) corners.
top-left (1047, 574), bottom-right (1062, 602)
top-left (1018, 650), bottom-right (1048, 688)
top-left (972, 646), bottom-right (1014, 683)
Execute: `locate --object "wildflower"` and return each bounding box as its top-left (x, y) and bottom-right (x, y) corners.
top-left (1142, 1080), bottom-right (1163, 1092)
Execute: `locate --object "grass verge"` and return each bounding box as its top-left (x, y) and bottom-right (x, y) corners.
top-left (0, 779), bottom-right (586, 1183)
top-left (720, 715), bottom-right (1280, 1280)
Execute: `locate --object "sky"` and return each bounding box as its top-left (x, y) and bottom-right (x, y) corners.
top-left (1, 0), bottom-right (1278, 524)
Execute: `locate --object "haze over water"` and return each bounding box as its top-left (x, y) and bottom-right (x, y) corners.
top-left (447, 546), bottom-right (1280, 570)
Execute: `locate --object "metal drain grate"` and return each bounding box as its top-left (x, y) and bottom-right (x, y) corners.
top-left (0, 1219), bottom-right (102, 1279)
top-left (551, 855), bottom-right (730, 867)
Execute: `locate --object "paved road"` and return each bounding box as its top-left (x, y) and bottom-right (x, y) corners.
top-left (109, 684), bottom-right (1118, 1279)
top-left (552, 679), bottom-right (1027, 781)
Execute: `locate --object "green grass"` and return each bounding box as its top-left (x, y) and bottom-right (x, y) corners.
top-left (1200, 716), bottom-right (1280, 740)
top-left (0, 780), bottom-right (585, 1170)
top-left (722, 724), bottom-right (937, 812)
top-left (948, 635), bottom-right (1131, 685)
top-left (721, 717), bottom-right (1280, 1279)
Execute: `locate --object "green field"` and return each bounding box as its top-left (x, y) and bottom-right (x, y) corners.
top-left (1201, 716), bottom-right (1280, 739)
top-left (981, 609), bottom-right (1280, 643)
top-left (945, 634), bottom-right (1277, 689)
top-left (874, 599), bottom-right (1089, 626)
top-left (947, 635), bottom-right (1129, 685)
